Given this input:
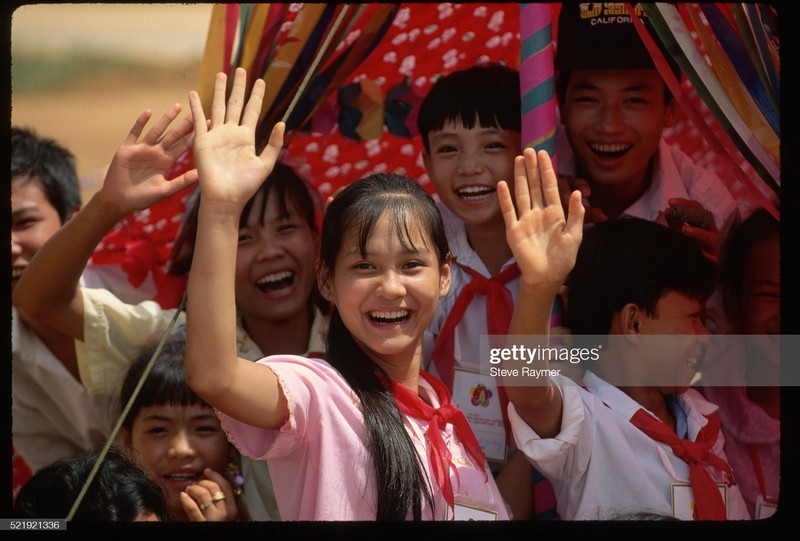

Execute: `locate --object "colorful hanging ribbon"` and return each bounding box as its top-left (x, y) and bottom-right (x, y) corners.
top-left (698, 3), bottom-right (779, 136)
top-left (640, 4), bottom-right (779, 203)
top-left (519, 3), bottom-right (557, 166)
top-left (682, 4), bottom-right (779, 163)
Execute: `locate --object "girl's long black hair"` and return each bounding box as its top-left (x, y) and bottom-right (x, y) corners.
top-left (319, 173), bottom-right (450, 520)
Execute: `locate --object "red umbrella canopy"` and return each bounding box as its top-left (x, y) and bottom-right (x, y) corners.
top-left (87, 3), bottom-right (778, 309)
top-left (281, 3), bottom-right (522, 199)
top-left (88, 3), bottom-right (522, 308)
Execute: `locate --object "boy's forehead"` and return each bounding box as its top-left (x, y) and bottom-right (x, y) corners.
top-left (432, 116), bottom-right (472, 131)
top-left (429, 119), bottom-right (509, 139)
top-left (567, 68), bottom-right (663, 89)
top-left (11, 176), bottom-right (52, 208)
top-left (653, 290), bottom-right (704, 315)
top-left (12, 173), bottom-right (44, 190)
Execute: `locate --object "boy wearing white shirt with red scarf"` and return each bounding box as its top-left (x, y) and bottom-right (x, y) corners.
top-left (504, 217), bottom-right (749, 520)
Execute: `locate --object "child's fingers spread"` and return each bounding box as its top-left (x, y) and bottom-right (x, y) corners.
top-left (241, 78), bottom-right (266, 128)
top-left (259, 122), bottom-right (285, 164)
top-left (161, 115), bottom-right (195, 151)
top-left (513, 154), bottom-right (532, 212)
top-left (566, 190), bottom-right (586, 234)
top-left (125, 110), bottom-right (153, 144)
top-left (226, 67), bottom-right (248, 124)
top-left (523, 148), bottom-right (542, 210)
top-left (497, 180), bottom-right (518, 228)
top-left (188, 91), bottom-right (208, 135)
top-left (538, 150), bottom-right (561, 208)
top-left (145, 103), bottom-right (182, 145)
top-left (166, 130), bottom-right (195, 161)
top-left (210, 71), bottom-right (228, 126)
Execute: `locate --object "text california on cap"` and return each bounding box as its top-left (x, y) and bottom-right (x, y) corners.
top-left (554, 3), bottom-right (658, 71)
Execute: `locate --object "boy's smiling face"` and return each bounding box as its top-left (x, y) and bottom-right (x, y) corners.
top-left (11, 177), bottom-right (66, 291)
top-left (423, 117), bottom-right (519, 228)
top-left (560, 69), bottom-right (678, 198)
top-left (637, 291), bottom-right (709, 394)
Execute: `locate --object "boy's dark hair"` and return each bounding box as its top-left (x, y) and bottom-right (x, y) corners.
top-left (14, 446), bottom-right (171, 521)
top-left (720, 208), bottom-right (780, 330)
top-left (566, 217), bottom-right (717, 336)
top-left (11, 126), bottom-right (82, 224)
top-left (319, 173), bottom-right (449, 520)
top-left (119, 327), bottom-right (207, 430)
top-left (416, 63), bottom-right (521, 152)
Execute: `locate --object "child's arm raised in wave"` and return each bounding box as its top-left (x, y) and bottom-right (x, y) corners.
top-left (185, 67), bottom-right (289, 429)
top-left (498, 148), bottom-right (584, 438)
top-left (13, 106), bottom-right (196, 343)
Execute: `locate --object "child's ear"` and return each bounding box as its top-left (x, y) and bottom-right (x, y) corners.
top-left (439, 253), bottom-right (452, 298)
top-left (619, 303), bottom-right (643, 345)
top-left (621, 304), bottom-right (641, 333)
top-left (664, 97), bottom-right (680, 129)
top-left (317, 268), bottom-right (333, 302)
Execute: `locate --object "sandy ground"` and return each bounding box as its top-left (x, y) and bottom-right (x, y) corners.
top-left (12, 66), bottom-right (202, 196)
top-left (10, 4), bottom-right (213, 198)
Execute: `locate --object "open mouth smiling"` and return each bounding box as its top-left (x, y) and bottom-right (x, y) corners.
top-left (456, 185), bottom-right (495, 200)
top-left (256, 270), bottom-right (295, 293)
top-left (589, 143), bottom-right (632, 160)
top-left (369, 310), bottom-right (410, 325)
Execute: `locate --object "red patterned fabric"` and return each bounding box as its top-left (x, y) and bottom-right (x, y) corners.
top-left (86, 4), bottom-right (521, 308)
top-left (84, 3), bottom-right (772, 309)
top-left (282, 3), bottom-right (522, 201)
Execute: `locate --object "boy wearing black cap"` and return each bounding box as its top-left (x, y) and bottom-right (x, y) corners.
top-left (554, 2), bottom-right (740, 263)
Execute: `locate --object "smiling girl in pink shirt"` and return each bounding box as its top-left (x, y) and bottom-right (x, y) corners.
top-left (184, 67), bottom-right (584, 520)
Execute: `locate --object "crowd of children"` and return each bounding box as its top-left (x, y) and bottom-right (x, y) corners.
top-left (10, 3), bottom-right (781, 525)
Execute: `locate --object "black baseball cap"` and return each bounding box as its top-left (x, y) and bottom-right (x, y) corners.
top-left (555, 3), bottom-right (664, 71)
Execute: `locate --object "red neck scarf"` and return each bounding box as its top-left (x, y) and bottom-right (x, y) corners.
top-left (431, 263), bottom-right (520, 388)
top-left (430, 263), bottom-right (520, 445)
top-left (630, 408), bottom-right (734, 520)
top-left (381, 370), bottom-right (487, 516)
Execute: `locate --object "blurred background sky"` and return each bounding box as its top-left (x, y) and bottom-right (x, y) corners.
top-left (10, 3), bottom-right (214, 197)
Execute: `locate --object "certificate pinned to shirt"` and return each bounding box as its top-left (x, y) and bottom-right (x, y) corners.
top-left (452, 368), bottom-right (507, 463)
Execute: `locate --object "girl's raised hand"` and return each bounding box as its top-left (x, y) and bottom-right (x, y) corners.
top-left (99, 104), bottom-right (198, 215)
top-left (188, 67), bottom-right (284, 211)
top-left (498, 148), bottom-right (584, 293)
